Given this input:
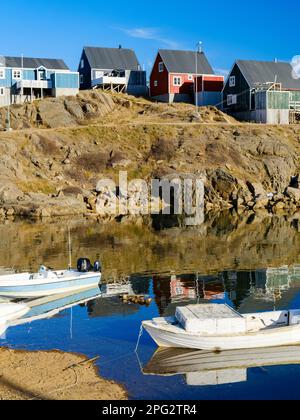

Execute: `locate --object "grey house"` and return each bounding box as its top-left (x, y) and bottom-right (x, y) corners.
top-left (223, 60), bottom-right (300, 124)
top-left (78, 47), bottom-right (148, 96)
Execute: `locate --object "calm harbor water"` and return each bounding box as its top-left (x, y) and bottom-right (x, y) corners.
top-left (2, 213), bottom-right (300, 399)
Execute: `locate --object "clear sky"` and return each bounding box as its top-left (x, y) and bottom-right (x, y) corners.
top-left (1, 0), bottom-right (299, 76)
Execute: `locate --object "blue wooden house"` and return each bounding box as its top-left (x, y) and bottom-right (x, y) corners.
top-left (0, 56), bottom-right (79, 107)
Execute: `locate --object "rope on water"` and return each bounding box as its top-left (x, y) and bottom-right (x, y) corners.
top-left (135, 325), bottom-right (144, 353)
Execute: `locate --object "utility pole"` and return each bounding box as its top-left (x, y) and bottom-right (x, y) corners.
top-left (195, 41), bottom-right (202, 115)
top-left (0, 57), bottom-right (11, 131)
top-left (6, 97), bottom-right (11, 131)
top-left (21, 53), bottom-right (24, 100)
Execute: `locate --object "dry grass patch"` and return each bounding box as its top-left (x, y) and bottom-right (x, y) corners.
top-left (17, 179), bottom-right (56, 195)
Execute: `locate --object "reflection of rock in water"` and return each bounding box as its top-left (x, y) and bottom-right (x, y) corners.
top-left (130, 277), bottom-right (151, 296)
top-left (3, 214), bottom-right (300, 285)
top-left (87, 297), bottom-right (140, 318)
top-left (87, 278), bottom-right (151, 318)
top-left (152, 214), bottom-right (186, 231)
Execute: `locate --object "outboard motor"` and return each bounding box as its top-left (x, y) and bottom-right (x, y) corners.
top-left (77, 258), bottom-right (92, 273)
top-left (94, 260), bottom-right (102, 273)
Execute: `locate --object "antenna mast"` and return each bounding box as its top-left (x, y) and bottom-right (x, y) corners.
top-left (197, 41), bottom-right (203, 53)
top-left (195, 41), bottom-right (203, 114)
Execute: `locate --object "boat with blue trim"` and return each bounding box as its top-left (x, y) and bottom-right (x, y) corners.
top-left (0, 258), bottom-right (102, 298)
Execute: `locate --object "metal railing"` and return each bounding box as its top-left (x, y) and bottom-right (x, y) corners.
top-left (290, 101), bottom-right (300, 111)
top-left (92, 76), bottom-right (127, 88)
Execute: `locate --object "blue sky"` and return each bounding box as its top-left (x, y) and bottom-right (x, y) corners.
top-left (1, 0), bottom-right (299, 76)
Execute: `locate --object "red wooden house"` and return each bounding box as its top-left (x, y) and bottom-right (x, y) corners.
top-left (150, 49), bottom-right (224, 105)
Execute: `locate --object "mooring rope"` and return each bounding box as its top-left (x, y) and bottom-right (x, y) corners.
top-left (135, 325), bottom-right (144, 353)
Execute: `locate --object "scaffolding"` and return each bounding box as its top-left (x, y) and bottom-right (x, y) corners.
top-left (253, 82), bottom-right (283, 92)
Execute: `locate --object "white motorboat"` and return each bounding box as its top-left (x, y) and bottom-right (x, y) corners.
top-left (0, 303), bottom-right (29, 335)
top-left (143, 345), bottom-right (300, 387)
top-left (142, 303), bottom-right (300, 351)
top-left (0, 258), bottom-right (102, 298)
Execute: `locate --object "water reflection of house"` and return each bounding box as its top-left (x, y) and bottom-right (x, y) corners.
top-left (237, 266), bottom-right (300, 313)
top-left (153, 274), bottom-right (233, 317)
top-left (93, 265), bottom-right (300, 320)
top-left (152, 265), bottom-right (300, 316)
top-left (251, 267), bottom-right (291, 301)
top-left (231, 269), bottom-right (292, 308)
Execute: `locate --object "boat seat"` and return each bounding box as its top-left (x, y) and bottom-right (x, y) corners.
top-left (245, 311), bottom-right (289, 332)
top-left (32, 271), bottom-right (58, 280)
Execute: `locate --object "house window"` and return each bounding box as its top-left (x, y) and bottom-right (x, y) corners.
top-left (80, 75), bottom-right (84, 84)
top-left (188, 74), bottom-right (193, 81)
top-left (158, 62), bottom-right (164, 73)
top-left (227, 94), bottom-right (237, 106)
top-left (0, 88), bottom-right (4, 96)
top-left (229, 76), bottom-right (236, 87)
top-left (0, 69), bottom-right (5, 79)
top-left (12, 69), bottom-right (22, 80)
top-left (95, 71), bottom-right (103, 79)
top-left (173, 76), bottom-right (182, 86)
top-left (81, 59), bottom-right (84, 69)
top-left (154, 80), bottom-right (158, 87)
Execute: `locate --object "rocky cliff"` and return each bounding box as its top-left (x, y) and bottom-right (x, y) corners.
top-left (0, 91), bottom-right (299, 220)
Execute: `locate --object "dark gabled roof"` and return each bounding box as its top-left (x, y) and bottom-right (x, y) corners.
top-left (83, 47), bottom-right (141, 70)
top-left (1, 56), bottom-right (69, 70)
top-left (236, 60), bottom-right (300, 90)
top-left (158, 49), bottom-right (214, 75)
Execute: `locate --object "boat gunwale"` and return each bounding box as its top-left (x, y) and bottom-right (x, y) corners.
top-left (142, 319), bottom-right (300, 338)
top-left (0, 271), bottom-right (101, 288)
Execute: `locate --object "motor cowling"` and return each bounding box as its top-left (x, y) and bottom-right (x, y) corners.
top-left (77, 258), bottom-right (92, 273)
top-left (94, 260), bottom-right (102, 273)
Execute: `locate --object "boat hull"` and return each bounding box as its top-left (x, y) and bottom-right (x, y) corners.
top-left (143, 321), bottom-right (300, 351)
top-left (0, 274), bottom-right (101, 298)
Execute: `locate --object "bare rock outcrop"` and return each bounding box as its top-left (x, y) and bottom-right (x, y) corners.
top-left (0, 92), bottom-right (299, 220)
top-left (0, 91), bottom-right (116, 130)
